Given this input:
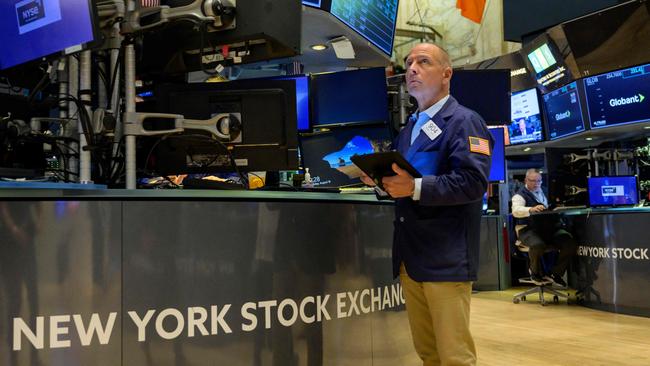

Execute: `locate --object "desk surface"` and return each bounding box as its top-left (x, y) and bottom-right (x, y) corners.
top-left (0, 188), bottom-right (390, 204)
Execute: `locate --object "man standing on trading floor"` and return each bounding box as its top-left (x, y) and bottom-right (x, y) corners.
top-left (361, 43), bottom-right (492, 366)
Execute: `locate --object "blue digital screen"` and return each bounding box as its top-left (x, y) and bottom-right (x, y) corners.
top-left (311, 68), bottom-right (388, 127)
top-left (543, 81), bottom-right (585, 140)
top-left (588, 176), bottom-right (639, 207)
top-left (302, 0), bottom-right (322, 7)
top-left (584, 63), bottom-right (650, 129)
top-left (0, 0), bottom-right (96, 70)
top-left (488, 127), bottom-right (506, 182)
top-left (508, 88), bottom-right (543, 145)
top-left (330, 0), bottom-right (399, 55)
top-left (300, 124), bottom-right (393, 188)
top-left (274, 75), bottom-right (310, 131)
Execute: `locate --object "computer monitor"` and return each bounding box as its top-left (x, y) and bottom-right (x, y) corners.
top-left (450, 69), bottom-right (511, 124)
top-left (150, 81), bottom-right (298, 174)
top-left (311, 68), bottom-right (388, 127)
top-left (300, 124), bottom-right (393, 188)
top-left (520, 33), bottom-right (574, 93)
top-left (302, 0), bottom-right (322, 8)
top-left (563, 0), bottom-right (650, 77)
top-left (0, 0), bottom-right (99, 70)
top-left (588, 176), bottom-right (639, 207)
top-left (543, 81), bottom-right (586, 140)
top-left (584, 63), bottom-right (650, 129)
top-left (329, 0), bottom-right (399, 55)
top-left (273, 75), bottom-right (310, 132)
top-left (508, 88), bottom-right (544, 145)
top-left (488, 127), bottom-right (506, 183)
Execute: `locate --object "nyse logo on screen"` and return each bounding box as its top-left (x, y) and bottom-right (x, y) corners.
top-left (17, 0), bottom-right (45, 26)
top-left (601, 185), bottom-right (624, 197)
top-left (15, 0), bottom-right (62, 35)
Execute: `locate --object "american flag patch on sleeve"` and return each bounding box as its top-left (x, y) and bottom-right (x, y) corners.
top-left (469, 136), bottom-right (490, 156)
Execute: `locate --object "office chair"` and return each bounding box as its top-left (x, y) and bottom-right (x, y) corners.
top-left (512, 239), bottom-right (569, 306)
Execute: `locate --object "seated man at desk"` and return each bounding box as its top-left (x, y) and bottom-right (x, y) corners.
top-left (512, 169), bottom-right (577, 286)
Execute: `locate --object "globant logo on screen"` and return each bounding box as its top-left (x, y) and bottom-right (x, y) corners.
top-left (15, 0), bottom-right (61, 35)
top-left (609, 94), bottom-right (645, 107)
top-left (555, 110), bottom-right (571, 121)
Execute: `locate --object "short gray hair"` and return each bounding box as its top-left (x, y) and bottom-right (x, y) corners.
top-left (525, 169), bottom-right (541, 179)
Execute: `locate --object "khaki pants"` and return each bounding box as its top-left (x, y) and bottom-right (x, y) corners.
top-left (399, 263), bottom-right (476, 366)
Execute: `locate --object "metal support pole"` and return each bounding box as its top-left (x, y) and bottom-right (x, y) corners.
top-left (79, 51), bottom-right (93, 183)
top-left (68, 55), bottom-right (80, 180)
top-left (125, 43), bottom-right (137, 189)
top-left (109, 23), bottom-right (123, 180)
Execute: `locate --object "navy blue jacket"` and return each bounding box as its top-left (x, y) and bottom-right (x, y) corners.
top-left (392, 96), bottom-right (493, 282)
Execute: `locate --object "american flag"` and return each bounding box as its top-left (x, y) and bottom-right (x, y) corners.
top-left (469, 136), bottom-right (490, 156)
top-left (141, 0), bottom-right (160, 7)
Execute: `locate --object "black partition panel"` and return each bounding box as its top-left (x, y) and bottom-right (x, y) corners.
top-left (0, 201), bottom-right (122, 366)
top-left (0, 195), bottom-right (504, 365)
top-left (121, 200), bottom-right (407, 366)
top-left (568, 211), bottom-right (650, 317)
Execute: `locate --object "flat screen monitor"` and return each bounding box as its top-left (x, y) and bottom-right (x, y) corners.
top-left (329, 0), bottom-right (399, 55)
top-left (311, 68), bottom-right (388, 127)
top-left (588, 176), bottom-right (639, 207)
top-left (520, 33), bottom-right (574, 93)
top-left (302, 0), bottom-right (322, 7)
top-left (508, 88), bottom-right (543, 145)
top-left (450, 69), bottom-right (511, 124)
top-left (488, 127), bottom-right (506, 183)
top-left (563, 1), bottom-right (650, 77)
top-left (300, 124), bottom-right (393, 188)
top-left (273, 75), bottom-right (310, 131)
top-left (543, 81), bottom-right (586, 139)
top-left (0, 0), bottom-right (99, 70)
top-left (151, 81), bottom-right (299, 174)
top-left (584, 63), bottom-right (650, 129)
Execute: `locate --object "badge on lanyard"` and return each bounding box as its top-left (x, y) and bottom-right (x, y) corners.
top-left (421, 121), bottom-right (442, 141)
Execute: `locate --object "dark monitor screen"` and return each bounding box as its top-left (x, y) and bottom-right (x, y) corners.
top-left (329, 0), bottom-right (399, 55)
top-left (588, 176), bottom-right (639, 207)
top-left (450, 69), bottom-right (511, 124)
top-left (488, 127), bottom-right (506, 182)
top-left (302, 0), bottom-right (322, 7)
top-left (508, 88), bottom-right (544, 145)
top-left (152, 81), bottom-right (298, 174)
top-left (563, 1), bottom-right (650, 77)
top-left (300, 124), bottom-right (393, 188)
top-left (0, 0), bottom-right (98, 70)
top-left (311, 68), bottom-right (388, 127)
top-left (273, 75), bottom-right (310, 131)
top-left (584, 63), bottom-right (650, 129)
top-left (543, 81), bottom-right (586, 139)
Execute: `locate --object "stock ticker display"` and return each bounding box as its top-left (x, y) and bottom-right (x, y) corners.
top-left (543, 81), bottom-right (585, 140)
top-left (585, 63), bottom-right (650, 129)
top-left (330, 0), bottom-right (399, 55)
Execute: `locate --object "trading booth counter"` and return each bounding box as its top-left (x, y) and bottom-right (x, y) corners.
top-left (532, 207), bottom-right (650, 317)
top-left (0, 189), bottom-right (504, 366)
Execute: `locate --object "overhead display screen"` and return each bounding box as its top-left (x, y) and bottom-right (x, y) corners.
top-left (508, 88), bottom-right (544, 145)
top-left (543, 81), bottom-right (585, 139)
top-left (584, 63), bottom-right (650, 129)
top-left (330, 0), bottom-right (399, 55)
top-left (302, 0), bottom-right (322, 7)
top-left (0, 0), bottom-right (97, 70)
